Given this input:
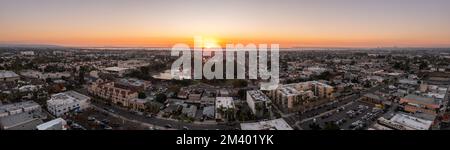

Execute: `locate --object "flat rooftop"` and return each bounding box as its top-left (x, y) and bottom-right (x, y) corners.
top-left (247, 90), bottom-right (271, 102)
top-left (104, 67), bottom-right (129, 72)
top-left (240, 118), bottom-right (293, 130)
top-left (0, 101), bottom-right (41, 117)
top-left (47, 91), bottom-right (90, 107)
top-left (390, 113), bottom-right (433, 130)
top-left (215, 97), bottom-right (235, 109)
top-left (0, 70), bottom-right (19, 78)
top-left (36, 118), bottom-right (67, 130)
top-left (403, 94), bottom-right (439, 105)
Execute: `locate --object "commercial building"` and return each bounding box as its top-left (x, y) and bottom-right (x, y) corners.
top-left (400, 94), bottom-right (441, 115)
top-left (246, 90), bottom-right (271, 117)
top-left (20, 51), bottom-right (35, 56)
top-left (47, 90), bottom-right (91, 117)
top-left (118, 60), bottom-right (150, 69)
top-left (88, 79), bottom-right (138, 107)
top-left (377, 113), bottom-right (433, 130)
top-left (0, 70), bottom-right (20, 82)
top-left (36, 118), bottom-right (68, 130)
top-left (361, 93), bottom-right (387, 105)
top-left (240, 118), bottom-right (293, 130)
top-left (103, 67), bottom-right (130, 77)
top-left (0, 101), bottom-right (43, 130)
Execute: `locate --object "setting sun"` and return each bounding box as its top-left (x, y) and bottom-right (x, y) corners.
top-left (203, 38), bottom-right (221, 48)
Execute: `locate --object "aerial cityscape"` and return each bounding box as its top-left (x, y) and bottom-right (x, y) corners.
top-left (1, 0), bottom-right (450, 133)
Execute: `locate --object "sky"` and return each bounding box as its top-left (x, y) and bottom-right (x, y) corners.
top-left (1, 0), bottom-right (450, 48)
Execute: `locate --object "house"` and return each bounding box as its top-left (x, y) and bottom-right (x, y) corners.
top-left (202, 106), bottom-right (215, 119)
top-left (181, 105), bottom-right (197, 118)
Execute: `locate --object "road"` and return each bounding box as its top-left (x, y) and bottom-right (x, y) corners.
top-left (75, 87), bottom-right (238, 130)
top-left (92, 102), bottom-right (238, 130)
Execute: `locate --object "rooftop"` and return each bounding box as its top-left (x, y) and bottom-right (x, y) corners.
top-left (0, 70), bottom-right (19, 79)
top-left (0, 101), bottom-right (41, 117)
top-left (215, 97), bottom-right (235, 109)
top-left (47, 91), bottom-right (90, 107)
top-left (247, 90), bottom-right (271, 102)
top-left (104, 67), bottom-right (129, 72)
top-left (390, 113), bottom-right (433, 130)
top-left (240, 118), bottom-right (294, 130)
top-left (117, 78), bottom-right (149, 87)
top-left (36, 118), bottom-right (67, 130)
top-left (403, 94), bottom-right (439, 106)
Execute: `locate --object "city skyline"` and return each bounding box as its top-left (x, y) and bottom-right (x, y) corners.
top-left (1, 0), bottom-right (450, 48)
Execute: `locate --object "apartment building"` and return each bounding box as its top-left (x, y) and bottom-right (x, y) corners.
top-left (88, 79), bottom-right (138, 107)
top-left (268, 81), bottom-right (334, 112)
top-left (246, 90), bottom-right (271, 117)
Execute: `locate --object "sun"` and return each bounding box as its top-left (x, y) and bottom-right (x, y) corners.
top-left (203, 38), bottom-right (221, 48)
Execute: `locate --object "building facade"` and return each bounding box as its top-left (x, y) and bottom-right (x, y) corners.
top-left (47, 90), bottom-right (91, 117)
top-left (88, 79), bottom-right (138, 107)
top-left (246, 90), bottom-right (271, 117)
top-left (268, 81), bottom-right (334, 112)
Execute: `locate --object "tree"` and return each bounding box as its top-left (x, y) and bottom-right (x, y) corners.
top-left (155, 93), bottom-right (167, 103)
top-left (237, 89), bottom-right (247, 99)
top-left (323, 122), bottom-right (340, 130)
top-left (232, 80), bottom-right (248, 88)
top-left (138, 92), bottom-right (147, 99)
top-left (316, 71), bottom-right (333, 80)
top-left (309, 123), bottom-right (322, 130)
top-left (419, 61), bottom-right (428, 70)
top-left (78, 66), bottom-right (88, 84)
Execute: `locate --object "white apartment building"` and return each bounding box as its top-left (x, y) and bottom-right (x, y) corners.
top-left (246, 90), bottom-right (271, 117)
top-left (47, 91), bottom-right (90, 117)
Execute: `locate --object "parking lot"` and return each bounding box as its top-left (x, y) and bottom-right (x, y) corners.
top-left (299, 101), bottom-right (384, 130)
top-left (67, 108), bottom-right (151, 130)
